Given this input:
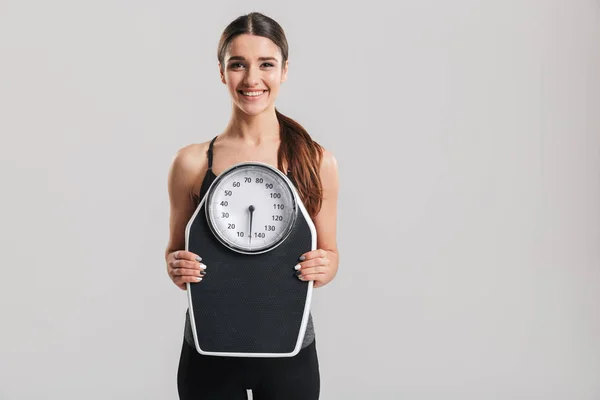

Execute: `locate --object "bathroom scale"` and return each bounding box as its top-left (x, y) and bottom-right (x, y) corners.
top-left (184, 161), bottom-right (316, 358)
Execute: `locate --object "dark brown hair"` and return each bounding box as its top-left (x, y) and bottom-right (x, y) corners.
top-left (217, 12), bottom-right (324, 218)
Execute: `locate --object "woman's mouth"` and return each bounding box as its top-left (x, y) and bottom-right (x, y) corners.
top-left (239, 90), bottom-right (267, 99)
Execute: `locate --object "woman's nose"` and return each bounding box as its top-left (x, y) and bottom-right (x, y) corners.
top-left (244, 67), bottom-right (261, 86)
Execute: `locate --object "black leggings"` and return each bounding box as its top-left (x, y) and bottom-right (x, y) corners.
top-left (177, 339), bottom-right (320, 399)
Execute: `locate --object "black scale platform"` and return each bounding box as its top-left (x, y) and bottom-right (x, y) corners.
top-left (185, 198), bottom-right (314, 357)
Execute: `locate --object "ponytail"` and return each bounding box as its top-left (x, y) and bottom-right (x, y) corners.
top-left (275, 108), bottom-right (323, 218)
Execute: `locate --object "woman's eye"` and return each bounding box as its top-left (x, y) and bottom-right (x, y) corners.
top-left (229, 62), bottom-right (274, 69)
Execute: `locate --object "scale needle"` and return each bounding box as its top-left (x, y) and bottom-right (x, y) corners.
top-left (248, 205), bottom-right (255, 247)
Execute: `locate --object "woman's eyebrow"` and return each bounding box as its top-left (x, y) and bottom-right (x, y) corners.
top-left (228, 56), bottom-right (279, 62)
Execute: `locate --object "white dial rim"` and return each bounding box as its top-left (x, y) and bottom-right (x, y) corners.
top-left (204, 162), bottom-right (299, 254)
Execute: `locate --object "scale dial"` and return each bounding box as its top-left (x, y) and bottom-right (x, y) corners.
top-left (205, 162), bottom-right (298, 254)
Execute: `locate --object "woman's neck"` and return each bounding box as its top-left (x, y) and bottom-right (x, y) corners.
top-left (223, 106), bottom-right (280, 145)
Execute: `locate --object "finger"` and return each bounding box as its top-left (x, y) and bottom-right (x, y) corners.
top-left (297, 266), bottom-right (325, 276)
top-left (298, 251), bottom-right (315, 261)
top-left (297, 258), bottom-right (329, 269)
top-left (297, 273), bottom-right (322, 282)
top-left (298, 249), bottom-right (327, 261)
top-left (175, 275), bottom-right (204, 285)
top-left (173, 250), bottom-right (203, 263)
top-left (171, 259), bottom-right (206, 271)
top-left (172, 267), bottom-right (207, 277)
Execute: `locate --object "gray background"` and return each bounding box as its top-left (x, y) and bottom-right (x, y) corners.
top-left (1, 0), bottom-right (599, 399)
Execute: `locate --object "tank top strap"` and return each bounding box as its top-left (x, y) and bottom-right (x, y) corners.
top-left (207, 135), bottom-right (218, 170)
top-left (286, 168), bottom-right (296, 186)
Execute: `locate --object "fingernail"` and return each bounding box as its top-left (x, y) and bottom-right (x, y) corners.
top-left (298, 275), bottom-right (304, 281)
top-left (200, 270), bottom-right (206, 276)
top-left (298, 256), bottom-right (305, 261)
top-left (200, 263), bottom-right (207, 269)
top-left (195, 277), bottom-right (202, 282)
top-left (294, 264), bottom-right (301, 271)
top-left (295, 270), bottom-right (302, 276)
top-left (196, 256), bottom-right (202, 262)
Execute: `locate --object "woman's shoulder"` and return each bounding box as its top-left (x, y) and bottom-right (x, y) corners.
top-left (173, 139), bottom-right (213, 166)
top-left (318, 146), bottom-right (339, 174)
top-left (168, 139), bottom-right (214, 182)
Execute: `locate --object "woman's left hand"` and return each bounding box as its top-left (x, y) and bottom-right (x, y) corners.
top-left (295, 249), bottom-right (337, 288)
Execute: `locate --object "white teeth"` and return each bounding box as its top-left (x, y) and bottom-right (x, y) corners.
top-left (242, 91), bottom-right (265, 97)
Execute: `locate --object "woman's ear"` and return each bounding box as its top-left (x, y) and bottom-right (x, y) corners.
top-left (281, 60), bottom-right (288, 83)
top-left (218, 63), bottom-right (226, 84)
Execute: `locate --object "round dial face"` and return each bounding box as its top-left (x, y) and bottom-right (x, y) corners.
top-left (205, 162), bottom-right (298, 254)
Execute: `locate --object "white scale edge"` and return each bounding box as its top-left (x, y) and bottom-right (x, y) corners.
top-left (183, 161), bottom-right (317, 358)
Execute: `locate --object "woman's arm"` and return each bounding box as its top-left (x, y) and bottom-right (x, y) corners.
top-left (165, 143), bottom-right (208, 290)
top-left (296, 148), bottom-right (340, 288)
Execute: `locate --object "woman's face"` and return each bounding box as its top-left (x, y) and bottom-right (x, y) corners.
top-left (219, 34), bottom-right (288, 116)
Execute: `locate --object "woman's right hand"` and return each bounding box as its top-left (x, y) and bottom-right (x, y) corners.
top-left (166, 250), bottom-right (207, 290)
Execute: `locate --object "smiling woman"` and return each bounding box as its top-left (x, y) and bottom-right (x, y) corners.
top-left (221, 38), bottom-right (284, 113)
top-left (165, 11), bottom-right (339, 400)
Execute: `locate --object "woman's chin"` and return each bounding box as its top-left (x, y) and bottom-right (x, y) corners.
top-left (236, 103), bottom-right (274, 116)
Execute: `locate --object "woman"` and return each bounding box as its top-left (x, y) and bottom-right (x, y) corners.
top-left (164, 12), bottom-right (339, 399)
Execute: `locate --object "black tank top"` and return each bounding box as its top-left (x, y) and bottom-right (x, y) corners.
top-left (198, 135), bottom-right (294, 199)
top-left (183, 135), bottom-right (316, 349)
